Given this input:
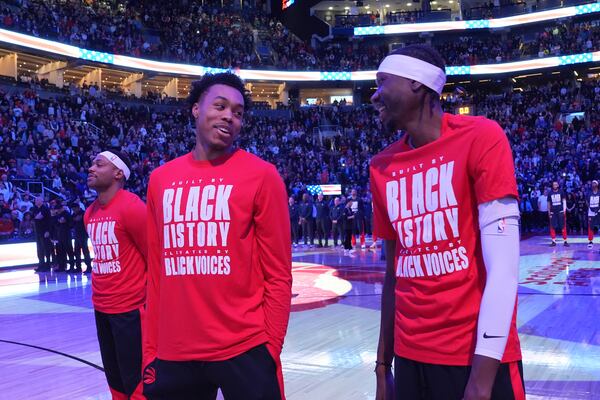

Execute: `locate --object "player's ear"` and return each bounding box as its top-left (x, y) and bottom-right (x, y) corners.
top-left (192, 102), bottom-right (200, 119)
top-left (410, 80), bottom-right (424, 92)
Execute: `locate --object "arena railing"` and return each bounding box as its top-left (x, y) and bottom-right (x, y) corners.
top-left (0, 25), bottom-right (598, 83)
top-left (353, 2), bottom-right (600, 36)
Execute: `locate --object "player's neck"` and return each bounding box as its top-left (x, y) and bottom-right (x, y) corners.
top-left (193, 140), bottom-right (232, 161)
top-left (405, 108), bottom-right (443, 149)
top-left (97, 184), bottom-right (122, 206)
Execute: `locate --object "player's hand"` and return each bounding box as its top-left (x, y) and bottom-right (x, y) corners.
top-left (463, 373), bottom-right (493, 400)
top-left (375, 366), bottom-right (394, 400)
top-left (462, 355), bottom-right (498, 400)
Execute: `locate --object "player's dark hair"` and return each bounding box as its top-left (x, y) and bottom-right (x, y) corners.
top-left (390, 44), bottom-right (446, 115)
top-left (186, 72), bottom-right (251, 115)
top-left (108, 150), bottom-right (133, 184)
top-left (391, 44), bottom-right (446, 72)
top-left (110, 150), bottom-right (133, 173)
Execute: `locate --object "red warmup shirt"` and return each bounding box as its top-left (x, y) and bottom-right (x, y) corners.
top-left (144, 150), bottom-right (292, 362)
top-left (84, 189), bottom-right (147, 314)
top-left (370, 113), bottom-right (522, 366)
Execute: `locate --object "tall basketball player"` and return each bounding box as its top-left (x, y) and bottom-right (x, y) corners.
top-left (143, 73), bottom-right (292, 400)
top-left (85, 150), bottom-right (147, 400)
top-left (587, 180), bottom-right (600, 248)
top-left (370, 44), bottom-right (525, 400)
top-left (548, 181), bottom-right (569, 246)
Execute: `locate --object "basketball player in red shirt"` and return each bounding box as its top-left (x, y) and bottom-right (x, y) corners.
top-left (143, 73), bottom-right (292, 400)
top-left (370, 44), bottom-right (525, 400)
top-left (85, 150), bottom-right (147, 400)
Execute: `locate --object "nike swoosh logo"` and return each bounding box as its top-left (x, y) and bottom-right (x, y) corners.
top-left (483, 333), bottom-right (506, 339)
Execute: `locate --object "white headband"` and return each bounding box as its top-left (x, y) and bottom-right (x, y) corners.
top-left (377, 54), bottom-right (446, 95)
top-left (99, 151), bottom-right (131, 181)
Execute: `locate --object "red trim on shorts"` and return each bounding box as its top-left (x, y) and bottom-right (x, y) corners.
top-left (109, 387), bottom-right (129, 400)
top-left (509, 361), bottom-right (526, 400)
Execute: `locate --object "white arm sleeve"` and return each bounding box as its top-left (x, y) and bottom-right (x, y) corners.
top-left (475, 198), bottom-right (520, 360)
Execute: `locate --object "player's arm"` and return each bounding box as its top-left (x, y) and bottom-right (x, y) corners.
top-left (465, 120), bottom-right (520, 399)
top-left (464, 198), bottom-right (520, 399)
top-left (255, 165), bottom-right (292, 361)
top-left (126, 198), bottom-right (148, 262)
top-left (377, 239), bottom-right (396, 365)
top-left (562, 197), bottom-right (567, 213)
top-left (143, 176), bottom-right (161, 367)
top-left (375, 239), bottom-right (396, 400)
top-left (369, 165), bottom-right (397, 400)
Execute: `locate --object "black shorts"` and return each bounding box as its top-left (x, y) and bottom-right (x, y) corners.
top-left (589, 213), bottom-right (600, 227)
top-left (95, 308), bottom-right (143, 395)
top-left (143, 344), bottom-right (281, 400)
top-left (394, 356), bottom-right (525, 400)
top-left (550, 211), bottom-right (565, 230)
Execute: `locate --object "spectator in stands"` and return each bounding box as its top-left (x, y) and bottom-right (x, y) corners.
top-left (0, 212), bottom-right (14, 238)
top-left (19, 211), bottom-right (34, 239)
top-left (0, 174), bottom-right (12, 201)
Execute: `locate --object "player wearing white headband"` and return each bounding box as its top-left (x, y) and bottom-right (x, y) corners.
top-left (370, 45), bottom-right (525, 400)
top-left (86, 150), bottom-right (147, 400)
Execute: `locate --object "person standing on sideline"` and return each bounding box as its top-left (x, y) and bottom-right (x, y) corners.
top-left (53, 200), bottom-right (74, 272)
top-left (548, 181), bottom-right (569, 246)
top-left (315, 193), bottom-right (329, 247)
top-left (143, 73), bottom-right (292, 400)
top-left (31, 197), bottom-right (52, 272)
top-left (299, 192), bottom-right (314, 247)
top-left (349, 188), bottom-right (366, 249)
top-left (537, 187), bottom-right (548, 230)
top-left (342, 199), bottom-right (355, 256)
top-left (71, 202), bottom-right (92, 272)
top-left (370, 44), bottom-right (524, 400)
top-left (289, 196), bottom-right (300, 247)
top-left (85, 150), bottom-right (147, 400)
top-left (330, 197), bottom-right (344, 247)
top-left (587, 180), bottom-right (600, 248)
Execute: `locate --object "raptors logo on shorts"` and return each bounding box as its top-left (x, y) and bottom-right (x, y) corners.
top-left (143, 366), bottom-right (156, 385)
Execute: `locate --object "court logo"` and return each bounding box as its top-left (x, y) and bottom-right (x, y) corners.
top-left (291, 262), bottom-right (353, 312)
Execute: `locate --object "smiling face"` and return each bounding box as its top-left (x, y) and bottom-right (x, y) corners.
top-left (192, 84), bottom-right (244, 156)
top-left (371, 71), bottom-right (418, 133)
